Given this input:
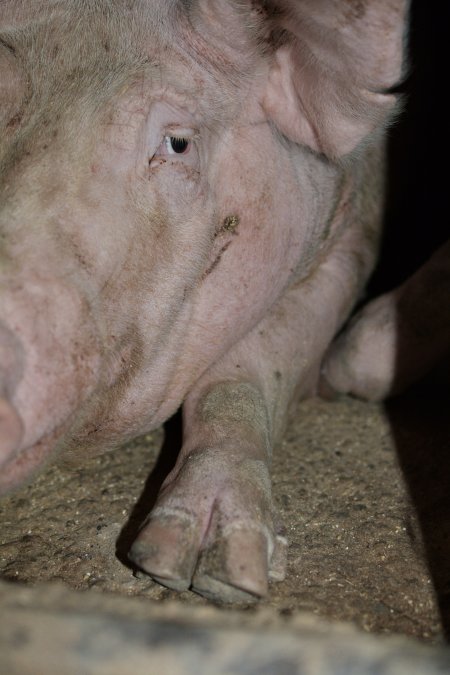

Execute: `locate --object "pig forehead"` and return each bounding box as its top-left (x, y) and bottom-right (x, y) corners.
top-left (1, 3), bottom-right (243, 100)
top-left (3, 13), bottom-right (160, 88)
top-left (0, 3), bottom-right (248, 182)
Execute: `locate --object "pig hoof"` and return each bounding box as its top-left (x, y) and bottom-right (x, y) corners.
top-left (130, 519), bottom-right (287, 603)
top-left (127, 442), bottom-right (288, 602)
top-left (128, 508), bottom-right (201, 592)
top-left (192, 521), bottom-right (269, 603)
top-left (192, 526), bottom-right (288, 604)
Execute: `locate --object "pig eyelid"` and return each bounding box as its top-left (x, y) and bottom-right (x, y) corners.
top-left (164, 124), bottom-right (198, 141)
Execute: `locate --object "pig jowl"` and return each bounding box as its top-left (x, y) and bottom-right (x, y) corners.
top-left (0, 1), bottom-right (409, 602)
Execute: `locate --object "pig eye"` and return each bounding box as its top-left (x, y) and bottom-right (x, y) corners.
top-left (166, 136), bottom-right (190, 154)
top-left (153, 135), bottom-right (192, 159)
top-left (149, 130), bottom-right (199, 171)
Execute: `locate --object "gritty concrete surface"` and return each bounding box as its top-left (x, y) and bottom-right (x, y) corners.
top-left (2, 581), bottom-right (450, 675)
top-left (1, 377), bottom-right (449, 654)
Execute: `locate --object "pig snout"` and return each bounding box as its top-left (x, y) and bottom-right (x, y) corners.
top-left (0, 277), bottom-right (101, 489)
top-left (0, 321), bottom-right (24, 463)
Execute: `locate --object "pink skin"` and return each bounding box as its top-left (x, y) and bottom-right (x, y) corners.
top-left (323, 240), bottom-right (450, 401)
top-left (0, 1), bottom-right (410, 601)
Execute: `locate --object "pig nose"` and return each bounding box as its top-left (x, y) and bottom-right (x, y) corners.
top-left (0, 395), bottom-right (24, 462)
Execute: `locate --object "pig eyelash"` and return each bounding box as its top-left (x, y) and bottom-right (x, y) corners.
top-left (154, 135), bottom-right (194, 158)
top-left (165, 136), bottom-right (191, 155)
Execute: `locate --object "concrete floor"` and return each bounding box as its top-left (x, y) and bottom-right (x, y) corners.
top-left (1, 377), bottom-right (449, 649)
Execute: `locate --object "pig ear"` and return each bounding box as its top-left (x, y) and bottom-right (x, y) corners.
top-left (259, 0), bottom-right (410, 159)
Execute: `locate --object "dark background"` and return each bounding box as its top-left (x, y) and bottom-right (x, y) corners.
top-left (375, 0), bottom-right (450, 638)
top-left (369, 0), bottom-right (448, 298)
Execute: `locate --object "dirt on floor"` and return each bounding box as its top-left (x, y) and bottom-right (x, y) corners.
top-left (1, 378), bottom-right (449, 645)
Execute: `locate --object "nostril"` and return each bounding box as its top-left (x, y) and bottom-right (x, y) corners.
top-left (0, 396), bottom-right (24, 461)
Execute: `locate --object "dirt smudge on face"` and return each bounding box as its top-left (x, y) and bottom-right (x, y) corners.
top-left (5, 112), bottom-right (24, 132)
top-left (202, 214), bottom-right (241, 279)
top-left (342, 0), bottom-right (367, 22)
top-left (219, 214), bottom-right (240, 235)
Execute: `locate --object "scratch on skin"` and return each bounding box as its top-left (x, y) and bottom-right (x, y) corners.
top-left (202, 240), bottom-right (232, 279)
top-left (202, 215), bottom-right (241, 279)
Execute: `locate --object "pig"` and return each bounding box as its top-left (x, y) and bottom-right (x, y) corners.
top-left (0, 0), bottom-right (411, 603)
top-left (323, 239), bottom-right (450, 401)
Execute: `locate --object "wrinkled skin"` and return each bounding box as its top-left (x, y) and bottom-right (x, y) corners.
top-left (0, 0), bottom-right (427, 603)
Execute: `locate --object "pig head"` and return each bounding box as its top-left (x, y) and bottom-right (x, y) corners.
top-left (1, 0), bottom-right (409, 602)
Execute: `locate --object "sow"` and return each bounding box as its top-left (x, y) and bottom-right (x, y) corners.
top-left (0, 1), bottom-right (417, 602)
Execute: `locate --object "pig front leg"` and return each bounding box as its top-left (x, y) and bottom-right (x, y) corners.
top-left (129, 228), bottom-right (367, 602)
top-left (129, 379), bottom-right (287, 603)
top-left (322, 240), bottom-right (450, 401)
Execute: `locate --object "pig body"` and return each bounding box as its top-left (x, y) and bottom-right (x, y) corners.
top-left (0, 0), bottom-right (410, 601)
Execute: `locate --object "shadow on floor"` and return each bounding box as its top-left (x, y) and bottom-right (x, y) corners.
top-left (369, 0), bottom-right (450, 638)
top-left (386, 376), bottom-right (450, 639)
top-left (115, 411), bottom-right (183, 570)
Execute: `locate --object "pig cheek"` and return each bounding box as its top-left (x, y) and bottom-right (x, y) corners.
top-left (149, 161), bottom-right (203, 207)
top-left (143, 164), bottom-right (210, 277)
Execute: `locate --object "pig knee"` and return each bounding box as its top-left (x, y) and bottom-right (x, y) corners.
top-left (321, 294), bottom-right (400, 401)
top-left (323, 242), bottom-right (450, 400)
